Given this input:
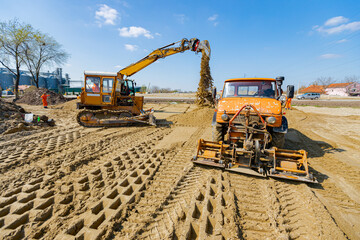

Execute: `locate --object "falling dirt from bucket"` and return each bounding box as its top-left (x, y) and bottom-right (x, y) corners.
top-left (196, 54), bottom-right (214, 106)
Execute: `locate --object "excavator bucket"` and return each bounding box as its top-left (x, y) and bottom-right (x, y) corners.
top-left (193, 139), bottom-right (317, 183)
top-left (198, 40), bottom-right (211, 58)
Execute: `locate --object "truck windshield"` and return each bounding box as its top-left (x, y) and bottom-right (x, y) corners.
top-left (222, 81), bottom-right (275, 98)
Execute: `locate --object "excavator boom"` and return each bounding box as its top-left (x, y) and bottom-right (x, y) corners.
top-left (118, 38), bottom-right (210, 78)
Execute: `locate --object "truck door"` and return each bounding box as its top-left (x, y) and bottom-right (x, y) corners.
top-left (101, 77), bottom-right (115, 105)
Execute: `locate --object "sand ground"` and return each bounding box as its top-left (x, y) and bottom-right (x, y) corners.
top-left (0, 100), bottom-right (359, 239)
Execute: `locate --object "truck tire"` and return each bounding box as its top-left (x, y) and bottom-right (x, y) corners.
top-left (271, 132), bottom-right (285, 148)
top-left (212, 124), bottom-right (225, 142)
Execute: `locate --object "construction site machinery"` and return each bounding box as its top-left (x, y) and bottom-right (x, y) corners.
top-left (193, 77), bottom-right (317, 183)
top-left (77, 38), bottom-right (210, 127)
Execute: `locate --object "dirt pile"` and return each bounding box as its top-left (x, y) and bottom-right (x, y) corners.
top-left (16, 88), bottom-right (67, 105)
top-left (169, 107), bottom-right (213, 126)
top-left (196, 54), bottom-right (214, 106)
top-left (0, 99), bottom-right (27, 134)
top-left (0, 99), bottom-right (55, 135)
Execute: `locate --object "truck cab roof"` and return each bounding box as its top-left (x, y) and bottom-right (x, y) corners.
top-left (225, 78), bottom-right (276, 82)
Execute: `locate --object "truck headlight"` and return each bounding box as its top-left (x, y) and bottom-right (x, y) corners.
top-left (221, 111), bottom-right (230, 121)
top-left (266, 116), bottom-right (276, 124)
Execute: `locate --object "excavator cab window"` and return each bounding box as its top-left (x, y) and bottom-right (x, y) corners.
top-left (102, 78), bottom-right (113, 93)
top-left (128, 80), bottom-right (135, 96)
top-left (120, 80), bottom-right (130, 96)
top-left (86, 77), bottom-right (100, 93)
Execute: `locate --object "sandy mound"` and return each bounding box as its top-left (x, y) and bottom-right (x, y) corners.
top-left (56, 99), bottom-right (79, 110)
top-left (0, 99), bottom-right (55, 135)
top-left (16, 88), bottom-right (67, 105)
top-left (169, 107), bottom-right (213, 126)
top-left (0, 99), bottom-right (27, 134)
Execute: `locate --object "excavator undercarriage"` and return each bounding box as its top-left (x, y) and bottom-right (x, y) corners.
top-left (193, 104), bottom-right (317, 183)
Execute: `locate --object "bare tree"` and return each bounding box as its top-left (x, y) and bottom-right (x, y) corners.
top-left (0, 19), bottom-right (33, 99)
top-left (21, 32), bottom-right (69, 88)
top-left (313, 77), bottom-right (335, 88)
top-left (150, 86), bottom-right (160, 93)
top-left (343, 75), bottom-right (359, 83)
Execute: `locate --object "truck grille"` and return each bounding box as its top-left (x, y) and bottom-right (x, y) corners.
top-left (230, 114), bottom-right (261, 124)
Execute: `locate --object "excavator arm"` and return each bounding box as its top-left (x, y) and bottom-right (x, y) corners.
top-left (117, 38), bottom-right (210, 78)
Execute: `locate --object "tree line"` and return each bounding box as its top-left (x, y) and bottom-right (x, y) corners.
top-left (0, 19), bottom-right (69, 99)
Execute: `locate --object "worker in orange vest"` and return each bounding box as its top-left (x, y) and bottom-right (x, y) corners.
top-left (41, 93), bottom-right (50, 108)
top-left (92, 82), bottom-right (100, 92)
top-left (285, 97), bottom-right (292, 110)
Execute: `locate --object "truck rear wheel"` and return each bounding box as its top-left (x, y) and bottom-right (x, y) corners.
top-left (271, 132), bottom-right (285, 148)
top-left (212, 124), bottom-right (225, 142)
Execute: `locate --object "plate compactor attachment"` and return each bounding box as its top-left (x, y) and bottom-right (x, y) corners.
top-left (193, 104), bottom-right (317, 183)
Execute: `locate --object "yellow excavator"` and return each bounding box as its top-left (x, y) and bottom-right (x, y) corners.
top-left (77, 38), bottom-right (210, 127)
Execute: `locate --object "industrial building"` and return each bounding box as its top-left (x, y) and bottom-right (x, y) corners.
top-left (0, 67), bottom-right (70, 93)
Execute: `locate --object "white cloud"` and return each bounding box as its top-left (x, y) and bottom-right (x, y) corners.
top-left (120, 1), bottom-right (130, 8)
top-left (95, 4), bottom-right (119, 25)
top-left (174, 14), bottom-right (188, 24)
top-left (324, 16), bottom-right (349, 26)
top-left (124, 44), bottom-right (138, 51)
top-left (208, 14), bottom-right (218, 21)
top-left (313, 16), bottom-right (360, 34)
top-left (118, 26), bottom-right (153, 38)
top-left (114, 65), bottom-right (123, 69)
top-left (155, 32), bottom-right (161, 37)
top-left (336, 39), bottom-right (348, 43)
top-left (208, 14), bottom-right (219, 26)
top-left (319, 53), bottom-right (342, 59)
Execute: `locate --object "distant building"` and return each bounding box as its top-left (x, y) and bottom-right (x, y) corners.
top-left (299, 85), bottom-right (325, 94)
top-left (346, 82), bottom-right (360, 96)
top-left (325, 82), bottom-right (353, 96)
top-left (0, 67), bottom-right (70, 93)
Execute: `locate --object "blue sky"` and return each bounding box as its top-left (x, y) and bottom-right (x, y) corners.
top-left (1, 0), bottom-right (360, 91)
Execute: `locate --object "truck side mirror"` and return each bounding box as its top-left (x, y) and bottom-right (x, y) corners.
top-left (212, 87), bottom-right (217, 100)
top-left (287, 85), bottom-right (295, 98)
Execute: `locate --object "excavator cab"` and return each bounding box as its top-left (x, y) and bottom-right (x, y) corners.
top-left (80, 72), bottom-right (117, 107)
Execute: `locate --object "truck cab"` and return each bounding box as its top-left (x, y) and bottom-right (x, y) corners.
top-left (213, 77), bottom-right (294, 148)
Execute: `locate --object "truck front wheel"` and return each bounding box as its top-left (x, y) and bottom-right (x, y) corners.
top-left (212, 124), bottom-right (226, 142)
top-left (271, 132), bottom-right (285, 148)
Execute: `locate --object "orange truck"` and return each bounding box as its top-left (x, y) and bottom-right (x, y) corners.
top-left (194, 77), bottom-right (317, 183)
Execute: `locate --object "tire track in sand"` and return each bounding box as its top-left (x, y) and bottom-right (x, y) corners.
top-left (268, 180), bottom-right (346, 240)
top-left (0, 127), bottom-right (171, 239)
top-left (229, 173), bottom-right (346, 240)
top-left (111, 126), bottom-right (208, 239)
top-left (0, 126), bottom-right (154, 195)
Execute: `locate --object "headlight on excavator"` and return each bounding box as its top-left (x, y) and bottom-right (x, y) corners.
top-left (266, 116), bottom-right (276, 124)
top-left (221, 111), bottom-right (230, 121)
